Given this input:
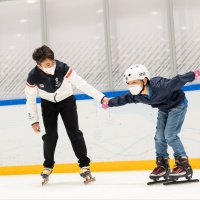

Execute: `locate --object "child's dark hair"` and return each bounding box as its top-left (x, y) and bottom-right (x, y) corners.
top-left (32, 45), bottom-right (54, 65)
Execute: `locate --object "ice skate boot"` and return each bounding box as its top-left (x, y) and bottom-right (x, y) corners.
top-left (149, 157), bottom-right (170, 182)
top-left (41, 167), bottom-right (53, 186)
top-left (80, 166), bottom-right (95, 185)
top-left (169, 156), bottom-right (193, 180)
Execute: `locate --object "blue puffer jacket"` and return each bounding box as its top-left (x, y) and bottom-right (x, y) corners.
top-left (108, 72), bottom-right (195, 112)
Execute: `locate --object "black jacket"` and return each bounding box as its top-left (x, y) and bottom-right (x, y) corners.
top-left (27, 60), bottom-right (70, 93)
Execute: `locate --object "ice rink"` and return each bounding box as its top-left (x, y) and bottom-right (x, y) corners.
top-left (0, 170), bottom-right (199, 200)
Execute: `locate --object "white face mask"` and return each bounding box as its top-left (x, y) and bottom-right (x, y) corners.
top-left (42, 64), bottom-right (56, 75)
top-left (128, 84), bottom-right (142, 95)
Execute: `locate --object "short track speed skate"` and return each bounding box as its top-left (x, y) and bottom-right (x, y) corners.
top-left (80, 166), bottom-right (95, 185)
top-left (41, 167), bottom-right (52, 186)
top-left (147, 157), bottom-right (170, 185)
top-left (163, 156), bottom-right (199, 185)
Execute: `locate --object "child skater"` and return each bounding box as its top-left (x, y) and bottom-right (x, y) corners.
top-left (102, 64), bottom-right (200, 181)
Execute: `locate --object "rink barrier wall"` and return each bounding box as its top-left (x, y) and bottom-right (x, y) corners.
top-left (0, 84), bottom-right (200, 106)
top-left (0, 84), bottom-right (200, 175)
top-left (0, 158), bottom-right (200, 175)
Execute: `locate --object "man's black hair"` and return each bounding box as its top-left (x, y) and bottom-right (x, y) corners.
top-left (32, 45), bottom-right (54, 65)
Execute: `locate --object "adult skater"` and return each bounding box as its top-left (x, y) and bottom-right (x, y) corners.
top-left (25, 45), bottom-right (108, 184)
top-left (102, 64), bottom-right (200, 181)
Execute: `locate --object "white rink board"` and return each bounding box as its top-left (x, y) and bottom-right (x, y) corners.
top-left (0, 90), bottom-right (200, 166)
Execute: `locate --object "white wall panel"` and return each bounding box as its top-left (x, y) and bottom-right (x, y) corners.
top-left (46, 0), bottom-right (107, 93)
top-left (109, 0), bottom-right (171, 90)
top-left (173, 0), bottom-right (200, 80)
top-left (0, 0), bottom-right (41, 100)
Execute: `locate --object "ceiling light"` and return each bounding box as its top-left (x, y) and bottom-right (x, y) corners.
top-left (6, 56), bottom-right (11, 60)
top-left (19, 19), bottom-right (28, 23)
top-left (151, 12), bottom-right (158, 15)
top-left (94, 36), bottom-right (100, 40)
top-left (15, 33), bottom-right (21, 37)
top-left (9, 46), bottom-right (15, 50)
top-left (97, 9), bottom-right (103, 13)
top-left (26, 0), bottom-right (36, 3)
top-left (181, 26), bottom-right (188, 30)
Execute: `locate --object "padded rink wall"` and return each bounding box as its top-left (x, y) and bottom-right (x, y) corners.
top-left (0, 88), bottom-right (200, 175)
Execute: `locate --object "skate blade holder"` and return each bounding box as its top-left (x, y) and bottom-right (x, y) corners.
top-left (42, 177), bottom-right (49, 186)
top-left (83, 174), bottom-right (96, 185)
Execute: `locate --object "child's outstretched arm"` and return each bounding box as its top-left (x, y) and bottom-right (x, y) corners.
top-left (160, 71), bottom-right (199, 92)
top-left (102, 92), bottom-right (138, 109)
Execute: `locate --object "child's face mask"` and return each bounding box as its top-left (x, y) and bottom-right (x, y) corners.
top-left (128, 84), bottom-right (142, 95)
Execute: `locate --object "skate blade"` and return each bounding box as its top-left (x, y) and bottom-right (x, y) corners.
top-left (83, 175), bottom-right (96, 185)
top-left (147, 179), bottom-right (171, 185)
top-left (42, 178), bottom-right (49, 186)
top-left (163, 178), bottom-right (199, 185)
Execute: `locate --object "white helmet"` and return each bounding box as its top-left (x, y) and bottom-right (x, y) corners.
top-left (123, 64), bottom-right (150, 82)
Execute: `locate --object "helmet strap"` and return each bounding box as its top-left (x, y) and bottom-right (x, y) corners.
top-left (139, 80), bottom-right (145, 94)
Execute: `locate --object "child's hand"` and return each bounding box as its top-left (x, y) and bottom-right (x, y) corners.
top-left (194, 70), bottom-right (200, 80)
top-left (102, 102), bottom-right (109, 109)
top-left (101, 97), bottom-right (109, 109)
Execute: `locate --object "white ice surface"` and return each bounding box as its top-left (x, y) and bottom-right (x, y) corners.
top-left (0, 170), bottom-right (199, 200)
